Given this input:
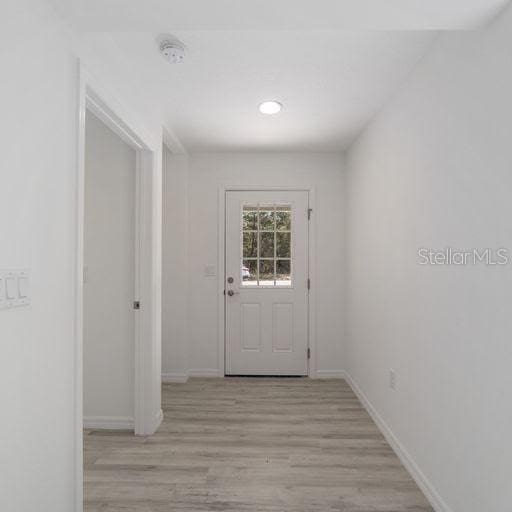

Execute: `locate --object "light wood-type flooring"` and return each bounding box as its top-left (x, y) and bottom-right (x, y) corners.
top-left (84, 377), bottom-right (433, 511)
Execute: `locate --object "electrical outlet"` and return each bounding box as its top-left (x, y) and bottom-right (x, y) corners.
top-left (389, 369), bottom-right (397, 390)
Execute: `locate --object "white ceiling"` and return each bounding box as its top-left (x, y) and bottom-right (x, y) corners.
top-left (99, 30), bottom-right (438, 152)
top-left (51, 0), bottom-right (510, 152)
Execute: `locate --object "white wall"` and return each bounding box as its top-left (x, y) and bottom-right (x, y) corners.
top-left (0, 1), bottom-right (77, 510)
top-left (344, 7), bottom-right (512, 512)
top-left (162, 148), bottom-right (189, 381)
top-left (0, 1), bottom-right (166, 509)
top-left (83, 111), bottom-right (136, 425)
top-left (183, 153), bottom-right (345, 377)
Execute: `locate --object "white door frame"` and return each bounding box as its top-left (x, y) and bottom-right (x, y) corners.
top-left (74, 62), bottom-right (162, 512)
top-left (217, 186), bottom-right (317, 378)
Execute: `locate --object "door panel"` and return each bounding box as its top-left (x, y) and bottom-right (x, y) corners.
top-left (272, 303), bottom-right (293, 352)
top-left (241, 303), bottom-right (261, 351)
top-left (225, 190), bottom-right (309, 375)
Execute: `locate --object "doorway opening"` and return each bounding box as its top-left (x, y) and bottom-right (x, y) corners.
top-left (82, 109), bottom-right (137, 430)
top-left (74, 67), bottom-right (163, 512)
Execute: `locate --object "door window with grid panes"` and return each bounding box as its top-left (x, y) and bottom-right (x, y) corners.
top-left (242, 204), bottom-right (292, 287)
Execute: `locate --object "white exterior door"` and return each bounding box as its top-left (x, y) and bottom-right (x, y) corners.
top-left (225, 190), bottom-right (309, 375)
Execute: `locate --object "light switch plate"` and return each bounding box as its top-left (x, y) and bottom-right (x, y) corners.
top-left (0, 269), bottom-right (30, 310)
top-left (204, 264), bottom-right (216, 277)
top-left (5, 277), bottom-right (17, 299)
top-left (18, 277), bottom-right (29, 298)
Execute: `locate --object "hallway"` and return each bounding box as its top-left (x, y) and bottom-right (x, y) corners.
top-left (84, 378), bottom-right (432, 511)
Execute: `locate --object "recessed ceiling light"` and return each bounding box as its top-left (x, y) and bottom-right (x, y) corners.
top-left (259, 101), bottom-right (282, 115)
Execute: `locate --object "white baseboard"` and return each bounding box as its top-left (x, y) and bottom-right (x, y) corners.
top-left (188, 368), bottom-right (222, 378)
top-left (162, 372), bottom-right (189, 383)
top-left (162, 369), bottom-right (223, 383)
top-left (83, 416), bottom-right (134, 430)
top-left (163, 369), bottom-right (346, 380)
top-left (315, 369), bottom-right (347, 379)
top-left (344, 372), bottom-right (452, 512)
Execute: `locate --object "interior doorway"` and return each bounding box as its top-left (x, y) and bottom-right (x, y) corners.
top-left (224, 190), bottom-right (310, 375)
top-left (74, 70), bottom-right (163, 511)
top-left (83, 110), bottom-right (137, 430)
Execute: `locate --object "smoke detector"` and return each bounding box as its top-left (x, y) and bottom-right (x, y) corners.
top-left (159, 38), bottom-right (186, 64)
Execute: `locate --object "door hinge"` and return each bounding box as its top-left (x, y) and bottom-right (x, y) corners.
top-left (308, 208), bottom-right (313, 220)
top-left (133, 301), bottom-right (141, 310)
top-left (307, 278), bottom-right (311, 290)
top-left (307, 347), bottom-right (311, 359)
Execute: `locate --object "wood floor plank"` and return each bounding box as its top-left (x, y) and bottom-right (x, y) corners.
top-left (84, 377), bottom-right (433, 512)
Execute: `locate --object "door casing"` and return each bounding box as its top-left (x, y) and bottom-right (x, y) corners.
top-left (218, 186), bottom-right (317, 378)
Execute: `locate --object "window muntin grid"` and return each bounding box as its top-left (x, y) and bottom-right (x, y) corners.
top-left (241, 204), bottom-right (292, 287)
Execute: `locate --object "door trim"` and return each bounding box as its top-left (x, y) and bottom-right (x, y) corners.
top-left (217, 186), bottom-right (317, 378)
top-left (75, 61), bottom-right (162, 512)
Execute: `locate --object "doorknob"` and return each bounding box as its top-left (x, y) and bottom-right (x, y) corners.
top-left (227, 290), bottom-right (239, 296)
top-left (227, 276), bottom-right (234, 283)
